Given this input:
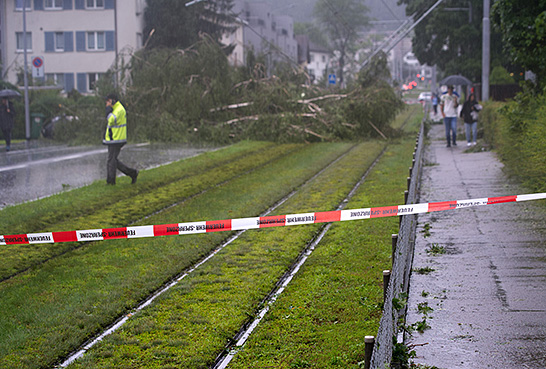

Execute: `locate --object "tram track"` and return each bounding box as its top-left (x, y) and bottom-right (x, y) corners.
top-left (59, 143), bottom-right (365, 367)
top-left (59, 142), bottom-right (388, 369)
top-left (213, 147), bottom-right (385, 368)
top-left (0, 142), bottom-right (363, 369)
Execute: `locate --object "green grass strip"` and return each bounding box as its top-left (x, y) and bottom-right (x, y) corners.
top-left (0, 143), bottom-right (354, 369)
top-left (0, 141), bottom-right (272, 235)
top-left (66, 142), bottom-right (386, 369)
top-left (391, 104), bottom-right (421, 131)
top-left (0, 142), bottom-right (301, 281)
top-left (229, 136), bottom-right (419, 368)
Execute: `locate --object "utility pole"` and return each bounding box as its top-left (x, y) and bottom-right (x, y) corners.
top-left (482, 0), bottom-right (490, 101)
top-left (23, 1), bottom-right (31, 142)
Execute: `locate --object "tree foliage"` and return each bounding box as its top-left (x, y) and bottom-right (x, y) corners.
top-left (313, 0), bottom-right (370, 87)
top-left (490, 66), bottom-right (514, 85)
top-left (143, 0), bottom-right (235, 49)
top-left (346, 52), bottom-right (405, 138)
top-left (398, 0), bottom-right (509, 83)
top-left (53, 34), bottom-right (404, 145)
top-left (492, 0), bottom-right (546, 88)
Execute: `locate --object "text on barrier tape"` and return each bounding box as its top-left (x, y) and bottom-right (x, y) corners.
top-left (2, 193), bottom-right (545, 246)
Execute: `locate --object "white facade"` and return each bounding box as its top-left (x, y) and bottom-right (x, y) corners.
top-left (222, 0), bottom-right (298, 71)
top-left (0, 0), bottom-right (145, 93)
top-left (307, 42), bottom-right (331, 84)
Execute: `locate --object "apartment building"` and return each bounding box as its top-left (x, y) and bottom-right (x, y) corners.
top-left (307, 41), bottom-right (331, 84)
top-left (221, 0), bottom-right (298, 71)
top-left (0, 0), bottom-right (146, 94)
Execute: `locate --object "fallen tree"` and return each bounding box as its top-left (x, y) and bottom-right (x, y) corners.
top-left (54, 34), bottom-right (404, 144)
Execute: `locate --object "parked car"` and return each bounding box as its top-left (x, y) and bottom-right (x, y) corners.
top-left (418, 92), bottom-right (432, 102)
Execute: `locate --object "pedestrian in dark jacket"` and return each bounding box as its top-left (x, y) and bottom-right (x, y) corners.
top-left (460, 93), bottom-right (481, 146)
top-left (0, 98), bottom-right (15, 151)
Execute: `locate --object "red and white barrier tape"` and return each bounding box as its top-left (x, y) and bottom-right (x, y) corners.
top-left (2, 193), bottom-right (546, 246)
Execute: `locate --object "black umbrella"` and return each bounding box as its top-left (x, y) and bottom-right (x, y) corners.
top-left (0, 89), bottom-right (22, 98)
top-left (439, 75), bottom-right (473, 86)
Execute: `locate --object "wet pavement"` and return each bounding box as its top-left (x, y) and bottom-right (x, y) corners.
top-left (0, 140), bottom-right (217, 209)
top-left (406, 123), bottom-right (546, 368)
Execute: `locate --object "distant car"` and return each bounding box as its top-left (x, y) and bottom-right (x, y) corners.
top-left (403, 52), bottom-right (419, 67)
top-left (418, 92), bottom-right (432, 102)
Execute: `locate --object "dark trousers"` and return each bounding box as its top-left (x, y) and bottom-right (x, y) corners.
top-left (1, 127), bottom-right (11, 148)
top-left (107, 143), bottom-right (137, 184)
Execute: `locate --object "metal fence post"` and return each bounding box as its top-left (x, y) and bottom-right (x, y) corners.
top-left (364, 336), bottom-right (375, 369)
top-left (383, 270), bottom-right (391, 303)
top-left (391, 234), bottom-right (398, 265)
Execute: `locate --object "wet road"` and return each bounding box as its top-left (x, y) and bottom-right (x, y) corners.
top-left (406, 123), bottom-right (546, 368)
top-left (0, 141), bottom-right (217, 209)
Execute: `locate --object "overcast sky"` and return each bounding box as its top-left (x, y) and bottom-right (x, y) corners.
top-left (244, 0), bottom-right (407, 24)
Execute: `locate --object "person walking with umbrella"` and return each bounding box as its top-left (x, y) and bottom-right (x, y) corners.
top-left (0, 97), bottom-right (15, 151)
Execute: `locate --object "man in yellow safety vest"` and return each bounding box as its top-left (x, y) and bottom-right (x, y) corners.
top-left (103, 93), bottom-right (138, 185)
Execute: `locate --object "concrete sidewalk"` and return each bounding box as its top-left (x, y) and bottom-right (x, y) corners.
top-left (406, 123), bottom-right (546, 368)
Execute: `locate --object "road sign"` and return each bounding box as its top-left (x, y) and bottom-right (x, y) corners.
top-left (32, 56), bottom-right (44, 78)
top-left (328, 74), bottom-right (336, 85)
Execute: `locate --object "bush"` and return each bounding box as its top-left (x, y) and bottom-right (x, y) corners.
top-left (481, 92), bottom-right (546, 192)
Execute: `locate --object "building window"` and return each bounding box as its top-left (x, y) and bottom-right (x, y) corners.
top-left (15, 0), bottom-right (31, 11)
top-left (136, 0), bottom-right (144, 15)
top-left (86, 0), bottom-right (104, 9)
top-left (45, 73), bottom-right (65, 88)
top-left (45, 0), bottom-right (63, 9)
top-left (55, 32), bottom-right (64, 51)
top-left (87, 31), bottom-right (105, 50)
top-left (88, 73), bottom-right (103, 90)
top-left (16, 32), bottom-right (32, 51)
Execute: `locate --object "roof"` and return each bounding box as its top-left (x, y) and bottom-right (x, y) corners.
top-left (308, 41), bottom-right (330, 54)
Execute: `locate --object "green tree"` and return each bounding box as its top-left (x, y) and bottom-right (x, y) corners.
top-left (490, 65), bottom-right (514, 85)
top-left (398, 0), bottom-right (509, 83)
top-left (345, 52), bottom-right (404, 138)
top-left (492, 0), bottom-right (546, 88)
top-left (313, 0), bottom-right (370, 87)
top-left (144, 0), bottom-right (235, 49)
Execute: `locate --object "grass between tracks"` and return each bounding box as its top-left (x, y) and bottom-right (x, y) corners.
top-left (0, 141), bottom-right (356, 368)
top-left (0, 141), bottom-right (300, 280)
top-left (67, 141), bottom-right (386, 369)
top-left (228, 138), bottom-right (418, 369)
top-left (0, 105), bottom-right (422, 369)
top-left (66, 107), bottom-right (422, 369)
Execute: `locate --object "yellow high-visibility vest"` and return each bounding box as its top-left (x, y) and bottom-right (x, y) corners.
top-left (103, 101), bottom-right (127, 144)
